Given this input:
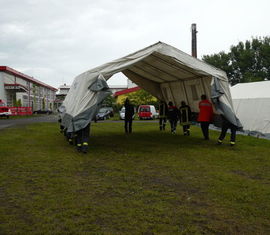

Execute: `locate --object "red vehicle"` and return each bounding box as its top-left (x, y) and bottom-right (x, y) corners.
top-left (0, 99), bottom-right (11, 119)
top-left (138, 105), bottom-right (158, 120)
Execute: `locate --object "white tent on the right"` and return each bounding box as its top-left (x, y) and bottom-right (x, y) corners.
top-left (231, 81), bottom-right (270, 137)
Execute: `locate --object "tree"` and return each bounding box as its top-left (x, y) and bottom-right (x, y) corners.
top-left (125, 89), bottom-right (158, 107)
top-left (102, 95), bottom-right (120, 112)
top-left (17, 99), bottom-right (22, 107)
top-left (42, 98), bottom-right (45, 110)
top-left (202, 37), bottom-right (270, 85)
top-left (103, 95), bottom-right (116, 107)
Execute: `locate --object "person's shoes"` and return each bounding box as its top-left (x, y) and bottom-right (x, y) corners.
top-left (217, 139), bottom-right (222, 145)
top-left (81, 143), bottom-right (88, 153)
top-left (82, 147), bottom-right (88, 154)
top-left (77, 145), bottom-right (82, 152)
top-left (230, 142), bottom-right (235, 147)
top-left (68, 139), bottom-right (73, 145)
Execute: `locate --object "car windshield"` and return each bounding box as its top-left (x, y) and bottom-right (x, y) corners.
top-left (99, 108), bottom-right (108, 112)
top-left (140, 107), bottom-right (150, 112)
top-left (99, 111), bottom-right (107, 114)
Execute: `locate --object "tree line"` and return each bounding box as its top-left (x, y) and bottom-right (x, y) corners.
top-left (202, 36), bottom-right (270, 85)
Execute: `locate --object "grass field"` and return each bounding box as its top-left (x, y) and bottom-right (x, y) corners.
top-left (0, 121), bottom-right (269, 234)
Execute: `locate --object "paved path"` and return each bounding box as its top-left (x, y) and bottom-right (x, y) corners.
top-left (0, 115), bottom-right (58, 130)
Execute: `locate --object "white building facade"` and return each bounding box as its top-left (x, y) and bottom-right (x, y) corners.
top-left (0, 66), bottom-right (57, 111)
top-left (55, 84), bottom-right (71, 109)
top-left (55, 83), bottom-right (129, 108)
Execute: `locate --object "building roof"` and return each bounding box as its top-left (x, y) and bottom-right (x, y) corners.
top-left (58, 84), bottom-right (71, 89)
top-left (114, 86), bottom-right (141, 97)
top-left (0, 66), bottom-right (58, 91)
top-left (231, 80), bottom-right (270, 99)
top-left (108, 85), bottom-right (127, 89)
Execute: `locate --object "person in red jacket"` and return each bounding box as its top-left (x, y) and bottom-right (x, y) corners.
top-left (197, 94), bottom-right (213, 140)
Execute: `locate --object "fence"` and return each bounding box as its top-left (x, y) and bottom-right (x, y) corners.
top-left (10, 107), bottom-right (33, 116)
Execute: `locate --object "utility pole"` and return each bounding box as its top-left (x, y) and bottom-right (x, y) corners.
top-left (191, 23), bottom-right (197, 58)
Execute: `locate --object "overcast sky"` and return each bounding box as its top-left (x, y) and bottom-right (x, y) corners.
top-left (1, 0), bottom-right (269, 89)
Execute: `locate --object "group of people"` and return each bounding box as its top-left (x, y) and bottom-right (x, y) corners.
top-left (159, 94), bottom-right (238, 146)
top-left (159, 100), bottom-right (192, 136)
top-left (59, 95), bottom-right (238, 154)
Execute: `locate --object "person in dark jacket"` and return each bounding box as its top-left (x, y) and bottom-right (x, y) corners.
top-left (167, 101), bottom-right (179, 134)
top-left (124, 98), bottom-right (134, 134)
top-left (158, 100), bottom-right (168, 131)
top-left (179, 101), bottom-right (192, 136)
top-left (197, 94), bottom-right (213, 140)
top-left (217, 115), bottom-right (237, 146)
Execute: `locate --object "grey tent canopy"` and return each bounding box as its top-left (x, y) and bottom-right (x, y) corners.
top-left (61, 41), bottom-right (241, 133)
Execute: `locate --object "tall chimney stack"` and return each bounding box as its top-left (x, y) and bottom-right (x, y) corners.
top-left (191, 23), bottom-right (197, 58)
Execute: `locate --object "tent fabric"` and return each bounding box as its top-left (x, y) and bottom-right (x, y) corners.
top-left (231, 80), bottom-right (270, 99)
top-left (61, 41), bottom-right (240, 132)
top-left (231, 81), bottom-right (270, 135)
top-left (60, 74), bottom-right (112, 132)
top-left (211, 77), bottom-right (242, 128)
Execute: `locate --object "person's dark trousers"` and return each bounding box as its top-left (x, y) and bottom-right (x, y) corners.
top-left (60, 125), bottom-right (64, 133)
top-left (76, 124), bottom-right (90, 153)
top-left (125, 118), bottom-right (133, 133)
top-left (200, 122), bottom-right (210, 139)
top-left (66, 132), bottom-right (73, 145)
top-left (169, 119), bottom-right (177, 133)
top-left (159, 118), bottom-right (166, 130)
top-left (183, 125), bottom-right (190, 136)
top-left (218, 122), bottom-right (237, 144)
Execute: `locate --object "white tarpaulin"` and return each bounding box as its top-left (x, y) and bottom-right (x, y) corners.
top-left (61, 41), bottom-right (241, 133)
top-left (231, 81), bottom-right (270, 136)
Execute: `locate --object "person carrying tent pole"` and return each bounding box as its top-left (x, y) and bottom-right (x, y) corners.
top-left (158, 100), bottom-right (168, 131)
top-left (75, 123), bottom-right (90, 153)
top-left (217, 115), bottom-right (237, 146)
top-left (179, 101), bottom-right (192, 136)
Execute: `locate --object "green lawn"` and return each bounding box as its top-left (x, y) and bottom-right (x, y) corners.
top-left (0, 122), bottom-right (269, 234)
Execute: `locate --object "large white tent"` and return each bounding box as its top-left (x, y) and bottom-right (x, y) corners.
top-left (231, 81), bottom-right (270, 136)
top-left (61, 41), bottom-right (241, 133)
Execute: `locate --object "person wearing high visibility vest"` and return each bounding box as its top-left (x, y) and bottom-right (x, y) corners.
top-left (217, 115), bottom-right (237, 146)
top-left (167, 101), bottom-right (179, 134)
top-left (179, 101), bottom-right (192, 136)
top-left (158, 101), bottom-right (168, 131)
top-left (197, 94), bottom-right (213, 140)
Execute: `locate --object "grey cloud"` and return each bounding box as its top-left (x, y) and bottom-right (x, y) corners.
top-left (0, 0), bottom-right (270, 88)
